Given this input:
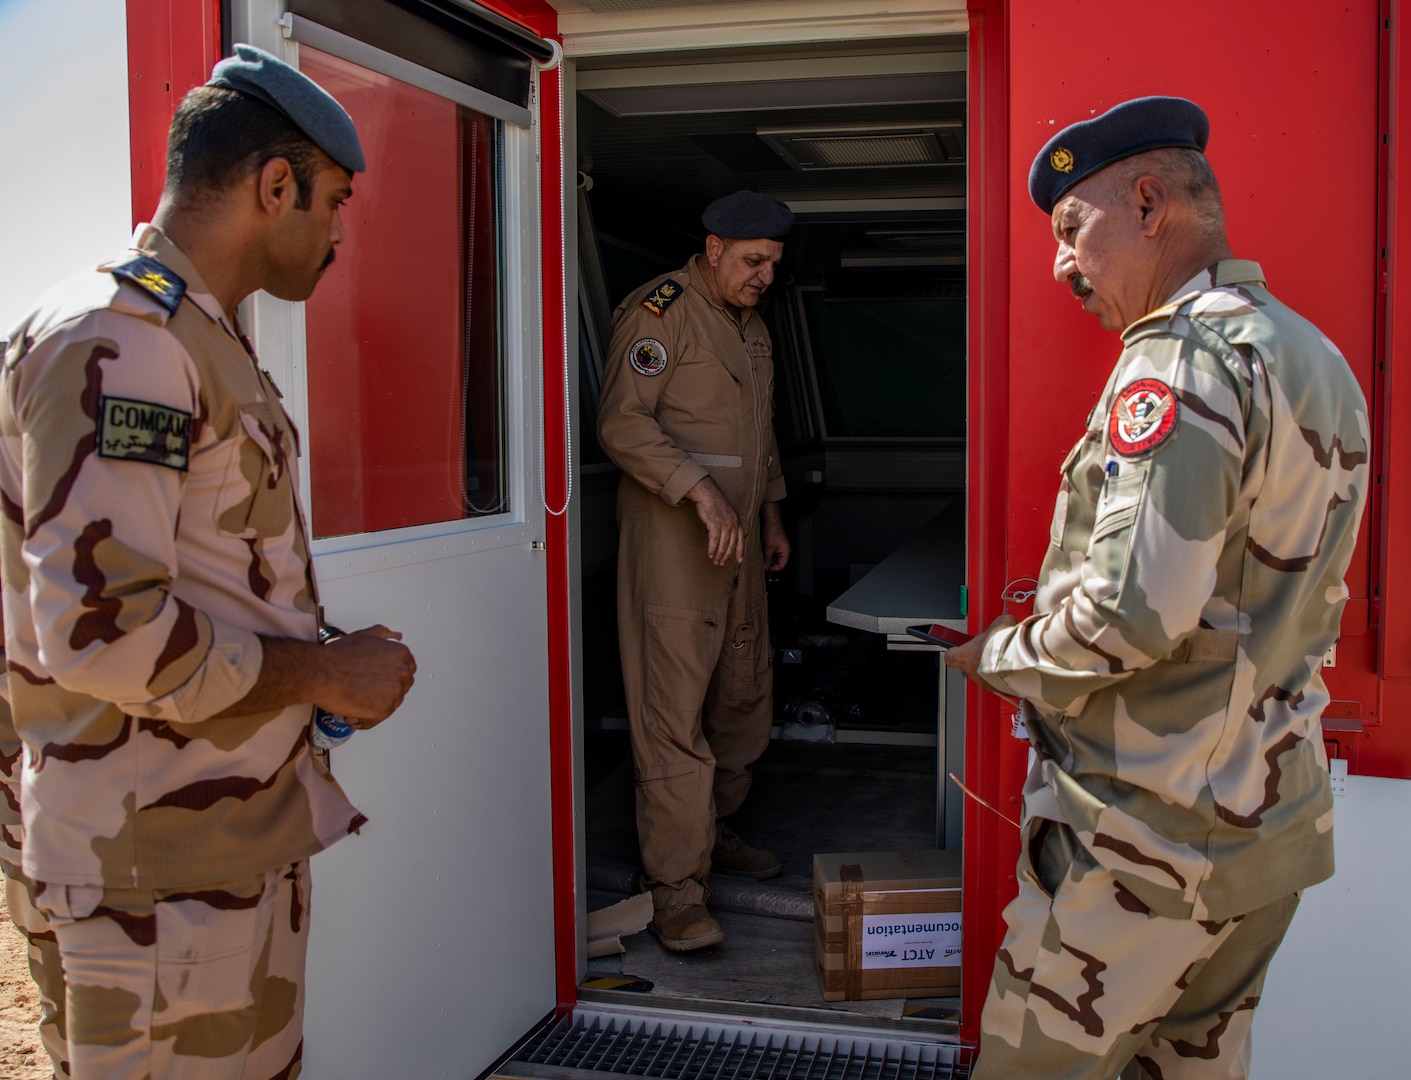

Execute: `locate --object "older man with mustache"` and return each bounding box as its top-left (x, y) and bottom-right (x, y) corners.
top-left (946, 97), bottom-right (1370, 1079)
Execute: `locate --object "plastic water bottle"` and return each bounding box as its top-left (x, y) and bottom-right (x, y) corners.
top-left (311, 625), bottom-right (354, 750)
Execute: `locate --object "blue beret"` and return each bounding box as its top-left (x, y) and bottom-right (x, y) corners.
top-left (1028, 96), bottom-right (1209, 214)
top-left (702, 191), bottom-right (794, 241)
top-left (208, 44), bottom-right (365, 174)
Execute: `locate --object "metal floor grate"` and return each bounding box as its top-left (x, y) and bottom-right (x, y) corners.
top-left (504, 1007), bottom-right (972, 1080)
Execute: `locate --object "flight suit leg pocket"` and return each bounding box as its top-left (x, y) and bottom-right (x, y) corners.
top-left (719, 605), bottom-right (770, 707)
top-left (644, 603), bottom-right (726, 726)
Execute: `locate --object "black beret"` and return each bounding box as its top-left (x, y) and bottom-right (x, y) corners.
top-left (208, 43), bottom-right (365, 174)
top-left (702, 190), bottom-right (794, 241)
top-left (1028, 96), bottom-right (1209, 214)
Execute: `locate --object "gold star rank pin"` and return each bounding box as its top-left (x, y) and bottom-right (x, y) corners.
top-left (110, 255), bottom-right (187, 317)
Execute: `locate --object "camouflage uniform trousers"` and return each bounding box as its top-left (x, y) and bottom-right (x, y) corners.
top-left (2, 859), bottom-right (70, 1078)
top-left (974, 819), bottom-right (1300, 1080)
top-left (36, 858), bottom-right (310, 1080)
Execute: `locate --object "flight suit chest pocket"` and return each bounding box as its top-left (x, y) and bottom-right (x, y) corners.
top-left (215, 402), bottom-right (296, 539)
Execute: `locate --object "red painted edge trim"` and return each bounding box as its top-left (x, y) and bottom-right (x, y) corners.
top-left (963, 0), bottom-right (1018, 1046)
top-left (1379, 1), bottom-right (1411, 679)
top-left (535, 57), bottom-right (578, 1013)
top-left (126, 0), bottom-right (222, 226)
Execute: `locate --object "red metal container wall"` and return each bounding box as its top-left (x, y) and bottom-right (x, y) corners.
top-left (966, 0), bottom-right (1392, 1040)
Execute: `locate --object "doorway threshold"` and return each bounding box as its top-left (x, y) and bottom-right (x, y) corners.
top-left (497, 997), bottom-right (972, 1080)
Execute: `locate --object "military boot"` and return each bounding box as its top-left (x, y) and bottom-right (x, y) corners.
top-left (649, 904), bottom-right (725, 951)
top-left (712, 822), bottom-right (782, 880)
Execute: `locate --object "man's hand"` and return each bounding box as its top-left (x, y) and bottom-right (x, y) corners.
top-left (684, 476), bottom-right (745, 565)
top-left (760, 501), bottom-right (790, 572)
top-left (316, 626), bottom-right (417, 729)
top-left (944, 613), bottom-right (1017, 687)
top-left (224, 626), bottom-right (417, 729)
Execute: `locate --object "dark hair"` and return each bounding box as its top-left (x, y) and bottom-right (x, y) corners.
top-left (165, 86), bottom-right (330, 209)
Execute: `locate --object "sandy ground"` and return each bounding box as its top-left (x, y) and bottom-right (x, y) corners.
top-left (0, 886), bottom-right (52, 1080)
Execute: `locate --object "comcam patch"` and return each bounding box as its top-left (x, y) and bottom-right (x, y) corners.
top-left (640, 278), bottom-right (683, 317)
top-left (96, 395), bottom-right (192, 471)
top-left (1108, 378), bottom-right (1177, 456)
top-left (628, 338), bottom-right (668, 376)
top-left (110, 255), bottom-right (187, 317)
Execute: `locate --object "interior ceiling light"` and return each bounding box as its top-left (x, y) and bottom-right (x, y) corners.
top-left (760, 123), bottom-right (962, 170)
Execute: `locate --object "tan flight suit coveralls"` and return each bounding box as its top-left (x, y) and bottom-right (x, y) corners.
top-left (598, 258), bottom-right (785, 908)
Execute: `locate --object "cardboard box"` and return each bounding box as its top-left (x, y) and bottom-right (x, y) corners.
top-left (814, 850), bottom-right (962, 1001)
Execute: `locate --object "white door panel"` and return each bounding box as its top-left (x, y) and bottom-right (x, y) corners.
top-left (304, 544), bottom-right (552, 1077)
top-left (227, 4), bottom-right (559, 1073)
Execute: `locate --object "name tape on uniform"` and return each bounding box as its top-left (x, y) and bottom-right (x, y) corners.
top-left (96, 395), bottom-right (193, 471)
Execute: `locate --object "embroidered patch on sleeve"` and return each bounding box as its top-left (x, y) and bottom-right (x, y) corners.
top-left (109, 255), bottom-right (187, 317)
top-left (628, 338), bottom-right (668, 376)
top-left (96, 395), bottom-right (192, 471)
top-left (640, 279), bottom-right (683, 317)
top-left (1108, 378), bottom-right (1177, 456)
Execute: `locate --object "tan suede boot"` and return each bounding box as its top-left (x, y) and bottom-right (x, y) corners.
top-left (712, 822), bottom-right (782, 880)
top-left (649, 904), bottom-right (725, 951)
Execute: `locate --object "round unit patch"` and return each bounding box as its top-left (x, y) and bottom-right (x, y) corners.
top-left (628, 337), bottom-right (668, 376)
top-left (1108, 378), bottom-right (1177, 456)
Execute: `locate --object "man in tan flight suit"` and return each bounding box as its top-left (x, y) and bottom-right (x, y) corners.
top-left (948, 97), bottom-right (1369, 1078)
top-left (598, 191), bottom-right (793, 951)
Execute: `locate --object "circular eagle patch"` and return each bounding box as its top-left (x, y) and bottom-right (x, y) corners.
top-left (1050, 147), bottom-right (1075, 173)
top-left (628, 337), bottom-right (668, 376)
top-left (1108, 378), bottom-right (1177, 456)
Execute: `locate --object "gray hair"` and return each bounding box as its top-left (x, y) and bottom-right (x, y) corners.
top-left (1109, 147), bottom-right (1227, 242)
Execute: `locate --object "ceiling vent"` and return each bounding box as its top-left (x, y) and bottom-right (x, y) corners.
top-left (760, 123), bottom-right (962, 170)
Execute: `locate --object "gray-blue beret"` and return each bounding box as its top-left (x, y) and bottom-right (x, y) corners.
top-left (208, 43), bottom-right (365, 174)
top-left (1028, 96), bottom-right (1209, 214)
top-left (702, 190), bottom-right (794, 241)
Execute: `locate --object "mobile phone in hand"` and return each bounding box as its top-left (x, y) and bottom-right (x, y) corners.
top-left (906, 623), bottom-right (974, 649)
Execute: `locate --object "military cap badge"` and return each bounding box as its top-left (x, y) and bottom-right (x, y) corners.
top-left (1050, 147), bottom-right (1075, 173)
top-left (1108, 378), bottom-right (1177, 456)
top-left (629, 338), bottom-right (668, 376)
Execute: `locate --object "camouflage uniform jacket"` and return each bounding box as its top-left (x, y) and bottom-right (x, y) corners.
top-left (0, 225), bottom-right (366, 890)
top-left (0, 652), bottom-right (18, 867)
top-left (598, 257), bottom-right (786, 520)
top-left (979, 260), bottom-right (1369, 921)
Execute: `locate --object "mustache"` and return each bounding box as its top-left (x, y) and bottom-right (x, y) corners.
top-left (1069, 275), bottom-right (1093, 299)
top-left (320, 248), bottom-right (337, 271)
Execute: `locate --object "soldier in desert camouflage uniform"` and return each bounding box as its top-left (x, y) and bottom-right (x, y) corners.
top-left (0, 45), bottom-right (416, 1080)
top-left (1, 636), bottom-right (69, 1079)
top-left (946, 97), bottom-right (1369, 1078)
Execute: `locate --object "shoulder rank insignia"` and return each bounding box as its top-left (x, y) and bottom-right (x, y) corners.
top-left (110, 255), bottom-right (187, 317)
top-left (1109, 378), bottom-right (1177, 456)
top-left (641, 278), bottom-right (683, 317)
